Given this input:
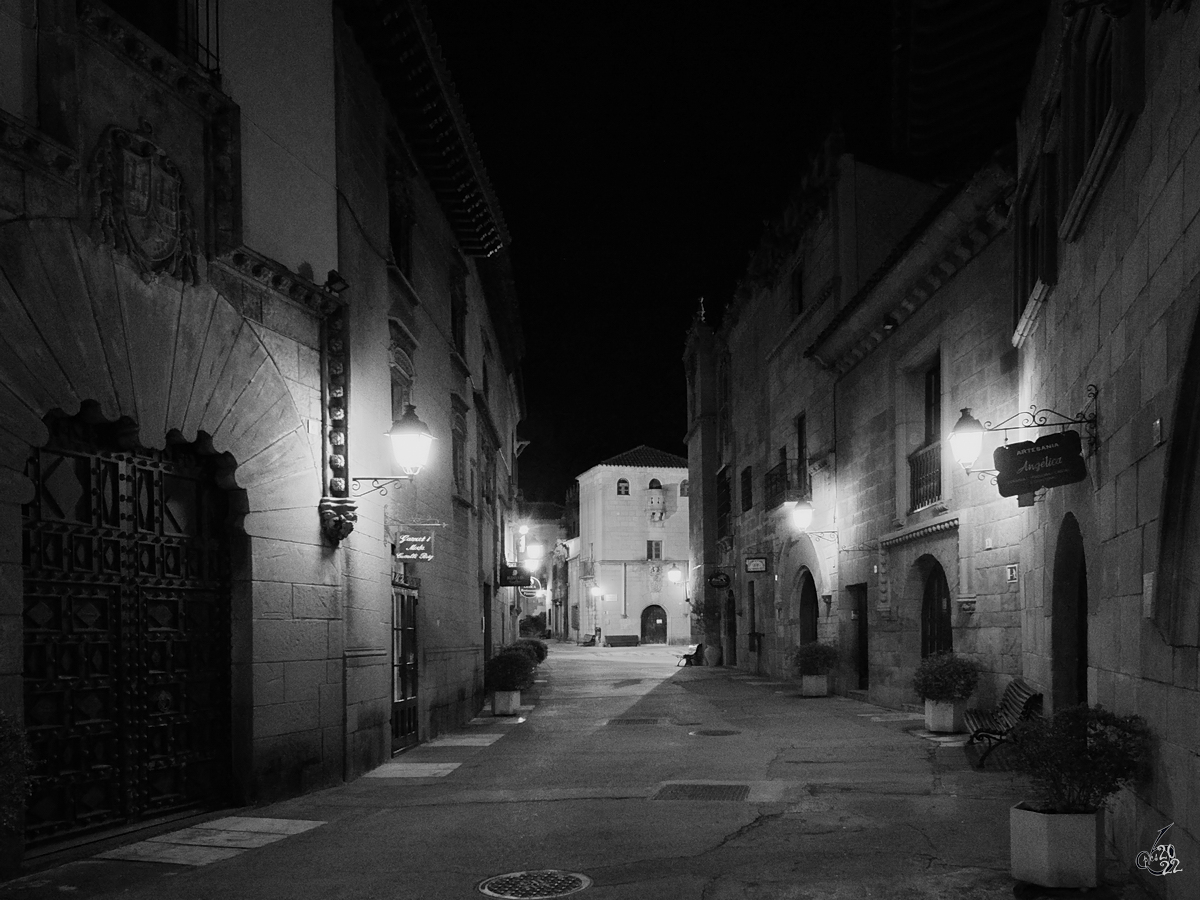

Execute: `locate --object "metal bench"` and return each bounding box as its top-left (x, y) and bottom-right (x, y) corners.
top-left (964, 676), bottom-right (1043, 767)
top-left (603, 634), bottom-right (640, 647)
top-left (578, 634), bottom-right (596, 647)
top-left (676, 642), bottom-right (703, 667)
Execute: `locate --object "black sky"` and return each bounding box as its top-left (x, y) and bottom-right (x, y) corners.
top-left (426, 4), bottom-right (892, 501)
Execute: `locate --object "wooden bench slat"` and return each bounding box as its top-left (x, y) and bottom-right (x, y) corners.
top-left (964, 677), bottom-right (1043, 767)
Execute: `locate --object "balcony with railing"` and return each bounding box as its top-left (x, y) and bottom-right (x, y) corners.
top-left (764, 459), bottom-right (812, 510)
top-left (908, 441), bottom-right (942, 512)
top-left (580, 558), bottom-right (595, 581)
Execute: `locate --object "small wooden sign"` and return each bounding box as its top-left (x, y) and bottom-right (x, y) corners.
top-left (994, 430), bottom-right (1087, 498)
top-left (394, 531), bottom-right (434, 562)
top-left (499, 564), bottom-right (533, 588)
top-left (708, 572), bottom-right (731, 588)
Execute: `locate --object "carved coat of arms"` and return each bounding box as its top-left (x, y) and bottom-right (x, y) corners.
top-left (87, 122), bottom-right (199, 284)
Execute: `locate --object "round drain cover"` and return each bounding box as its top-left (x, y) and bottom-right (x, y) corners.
top-left (478, 870), bottom-right (593, 898)
top-left (689, 728), bottom-right (740, 736)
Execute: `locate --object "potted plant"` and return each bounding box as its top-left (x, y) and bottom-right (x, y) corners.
top-left (1006, 704), bottom-right (1150, 889)
top-left (911, 652), bottom-right (980, 733)
top-left (485, 647), bottom-right (536, 716)
top-left (786, 641), bottom-right (840, 696)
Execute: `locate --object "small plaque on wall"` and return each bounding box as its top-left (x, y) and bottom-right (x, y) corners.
top-left (745, 557), bottom-right (767, 573)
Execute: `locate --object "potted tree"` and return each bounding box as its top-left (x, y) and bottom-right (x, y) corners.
top-left (786, 642), bottom-right (840, 697)
top-left (912, 652), bottom-right (980, 733)
top-left (1007, 704), bottom-right (1150, 889)
top-left (485, 646), bottom-right (536, 716)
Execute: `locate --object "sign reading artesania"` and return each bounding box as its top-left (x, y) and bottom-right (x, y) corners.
top-left (394, 531), bottom-right (434, 562)
top-left (994, 430), bottom-right (1087, 497)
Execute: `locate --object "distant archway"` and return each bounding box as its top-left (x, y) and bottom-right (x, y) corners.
top-left (641, 604), bottom-right (667, 644)
top-left (798, 569), bottom-right (819, 644)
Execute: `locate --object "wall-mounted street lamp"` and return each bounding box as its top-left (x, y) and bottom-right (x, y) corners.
top-left (786, 499), bottom-right (837, 542)
top-left (948, 385), bottom-right (1099, 477)
top-left (351, 404), bottom-right (435, 497)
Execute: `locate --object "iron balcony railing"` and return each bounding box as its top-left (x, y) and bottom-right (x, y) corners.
top-left (580, 558), bottom-right (595, 580)
top-left (908, 441), bottom-right (942, 512)
top-left (764, 459), bottom-right (812, 509)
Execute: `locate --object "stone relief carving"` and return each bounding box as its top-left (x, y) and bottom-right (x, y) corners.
top-left (87, 122), bottom-right (199, 285)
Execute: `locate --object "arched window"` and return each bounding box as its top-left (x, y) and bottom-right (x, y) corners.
top-left (617, 478), bottom-right (629, 496)
top-left (648, 478), bottom-right (661, 489)
top-left (680, 479), bottom-right (689, 497)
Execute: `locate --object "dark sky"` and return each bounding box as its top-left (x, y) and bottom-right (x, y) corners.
top-left (426, 4), bottom-right (892, 501)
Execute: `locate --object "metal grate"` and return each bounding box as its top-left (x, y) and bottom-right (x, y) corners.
top-left (606, 718), bottom-right (665, 726)
top-left (478, 870), bottom-right (592, 898)
top-left (689, 729), bottom-right (740, 737)
top-left (653, 783), bottom-right (751, 802)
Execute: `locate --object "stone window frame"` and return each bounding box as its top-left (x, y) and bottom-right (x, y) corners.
top-left (1056, 5), bottom-right (1143, 242)
top-left (616, 478), bottom-right (630, 496)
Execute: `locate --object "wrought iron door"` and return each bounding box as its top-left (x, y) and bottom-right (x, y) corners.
top-left (391, 577), bottom-right (419, 754)
top-left (22, 417), bottom-right (232, 846)
top-left (921, 562), bottom-right (953, 658)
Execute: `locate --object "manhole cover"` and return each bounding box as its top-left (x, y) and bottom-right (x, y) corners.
top-left (478, 870), bottom-right (592, 898)
top-left (689, 728), bottom-right (740, 736)
top-left (653, 783), bottom-right (751, 802)
top-left (606, 718), bottom-right (664, 726)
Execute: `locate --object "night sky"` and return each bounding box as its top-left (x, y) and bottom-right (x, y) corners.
top-left (427, 4), bottom-right (892, 501)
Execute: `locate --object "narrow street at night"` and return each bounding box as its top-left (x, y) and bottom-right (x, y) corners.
top-left (0, 645), bottom-right (1152, 899)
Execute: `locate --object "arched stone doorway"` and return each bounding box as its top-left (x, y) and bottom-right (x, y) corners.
top-left (641, 604), bottom-right (667, 644)
top-left (21, 409), bottom-right (238, 845)
top-left (919, 555), bottom-right (952, 657)
top-left (798, 569), bottom-right (819, 644)
top-left (1051, 513), bottom-right (1089, 710)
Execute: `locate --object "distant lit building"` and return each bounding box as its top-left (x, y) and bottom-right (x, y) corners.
top-left (574, 446), bottom-right (690, 645)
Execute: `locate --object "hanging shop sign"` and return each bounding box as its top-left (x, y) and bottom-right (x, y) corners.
top-left (500, 564), bottom-right (534, 588)
top-left (394, 531), bottom-right (434, 562)
top-left (994, 430), bottom-right (1087, 497)
top-left (707, 572), bottom-right (731, 588)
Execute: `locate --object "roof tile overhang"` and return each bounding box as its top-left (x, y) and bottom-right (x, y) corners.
top-left (340, 0), bottom-right (510, 257)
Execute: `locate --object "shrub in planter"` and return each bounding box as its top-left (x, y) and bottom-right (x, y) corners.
top-left (912, 652), bottom-right (980, 703)
top-left (1006, 704), bottom-right (1150, 888)
top-left (786, 641), bottom-right (840, 676)
top-left (514, 638), bottom-right (548, 664)
top-left (485, 648), bottom-right (536, 693)
top-left (1007, 704), bottom-right (1149, 815)
top-left (785, 642), bottom-right (839, 697)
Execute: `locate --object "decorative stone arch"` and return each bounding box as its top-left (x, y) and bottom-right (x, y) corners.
top-left (778, 534), bottom-right (828, 649)
top-left (0, 217), bottom-right (325, 804)
top-left (1050, 512), bottom-right (1089, 710)
top-left (901, 553), bottom-right (953, 658)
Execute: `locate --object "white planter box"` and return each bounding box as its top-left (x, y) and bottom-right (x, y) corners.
top-left (1010, 802), bottom-right (1104, 888)
top-left (491, 690), bottom-right (522, 716)
top-left (924, 698), bottom-right (966, 733)
top-left (799, 674), bottom-right (830, 697)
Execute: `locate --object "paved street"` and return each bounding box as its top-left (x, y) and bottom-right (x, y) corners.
top-left (2, 645), bottom-right (1152, 899)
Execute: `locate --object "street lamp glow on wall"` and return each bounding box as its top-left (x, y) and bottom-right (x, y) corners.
top-left (948, 408), bottom-right (986, 472)
top-left (352, 404), bottom-right (435, 497)
top-left (667, 564), bottom-right (682, 584)
top-left (789, 499), bottom-right (815, 531)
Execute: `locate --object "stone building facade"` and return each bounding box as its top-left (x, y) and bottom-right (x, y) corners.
top-left (685, 3), bottom-right (1199, 894)
top-left (573, 447), bottom-right (690, 646)
top-left (0, 0), bottom-right (523, 870)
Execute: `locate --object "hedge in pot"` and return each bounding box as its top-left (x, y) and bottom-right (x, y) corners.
top-left (911, 652), bottom-right (980, 733)
top-left (1006, 704), bottom-right (1150, 889)
top-left (485, 647), bottom-right (536, 716)
top-left (786, 642), bottom-right (840, 697)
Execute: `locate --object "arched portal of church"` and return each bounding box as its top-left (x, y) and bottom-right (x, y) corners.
top-left (919, 556), bottom-right (953, 658)
top-left (21, 410), bottom-right (236, 846)
top-left (1051, 513), bottom-right (1089, 710)
top-left (641, 604), bottom-right (667, 644)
